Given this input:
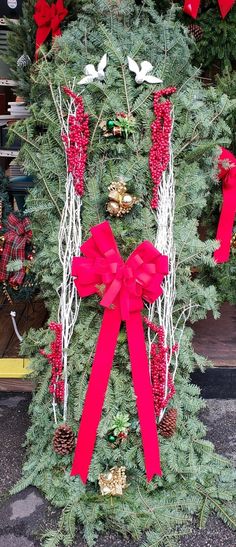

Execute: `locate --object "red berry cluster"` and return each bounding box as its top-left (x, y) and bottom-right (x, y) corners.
top-left (116, 112), bottom-right (127, 118)
top-left (40, 322), bottom-right (64, 402)
top-left (62, 87), bottom-right (89, 196)
top-left (149, 87), bottom-right (176, 209)
top-left (144, 317), bottom-right (176, 417)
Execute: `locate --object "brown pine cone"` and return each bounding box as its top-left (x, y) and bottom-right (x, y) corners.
top-left (188, 24), bottom-right (204, 42)
top-left (53, 424), bottom-right (75, 455)
top-left (159, 408), bottom-right (177, 438)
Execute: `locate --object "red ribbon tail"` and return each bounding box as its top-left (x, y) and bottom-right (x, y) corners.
top-left (214, 185), bottom-right (236, 263)
top-left (183, 0), bottom-right (200, 18)
top-left (218, 0), bottom-right (235, 18)
top-left (35, 27), bottom-right (51, 60)
top-left (70, 308), bottom-right (121, 482)
top-left (126, 313), bottom-right (162, 480)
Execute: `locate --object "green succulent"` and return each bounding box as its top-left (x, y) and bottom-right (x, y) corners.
top-left (111, 412), bottom-right (131, 436)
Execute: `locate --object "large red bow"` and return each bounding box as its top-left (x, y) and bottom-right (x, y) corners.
top-left (214, 147), bottom-right (236, 263)
top-left (71, 221), bottom-right (168, 483)
top-left (34, 0), bottom-right (68, 60)
top-left (183, 0), bottom-right (234, 18)
top-left (0, 213), bottom-right (32, 286)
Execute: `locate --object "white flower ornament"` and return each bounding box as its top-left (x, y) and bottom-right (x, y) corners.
top-left (127, 56), bottom-right (163, 85)
top-left (78, 54), bottom-right (107, 85)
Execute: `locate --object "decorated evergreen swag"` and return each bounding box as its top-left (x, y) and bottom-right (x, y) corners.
top-left (0, 170), bottom-right (36, 302)
top-left (11, 2), bottom-right (236, 546)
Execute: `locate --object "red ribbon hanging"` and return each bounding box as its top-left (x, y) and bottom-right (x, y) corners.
top-left (0, 213), bottom-right (32, 286)
top-left (214, 147), bottom-right (236, 263)
top-left (183, 0), bottom-right (235, 18)
top-left (71, 221), bottom-right (168, 483)
top-left (34, 0), bottom-right (68, 60)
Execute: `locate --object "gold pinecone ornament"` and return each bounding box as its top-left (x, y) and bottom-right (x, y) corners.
top-left (53, 424), bottom-right (75, 455)
top-left (159, 408), bottom-right (177, 438)
top-left (98, 466), bottom-right (127, 496)
top-left (231, 232), bottom-right (236, 249)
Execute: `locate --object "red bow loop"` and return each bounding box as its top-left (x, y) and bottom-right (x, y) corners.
top-left (34, 0), bottom-right (68, 60)
top-left (72, 221), bottom-right (168, 320)
top-left (71, 221), bottom-right (168, 483)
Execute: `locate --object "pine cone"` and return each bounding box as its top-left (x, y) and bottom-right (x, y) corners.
top-left (53, 424), bottom-right (75, 455)
top-left (159, 408), bottom-right (177, 438)
top-left (17, 53), bottom-right (31, 68)
top-left (188, 24), bottom-right (204, 42)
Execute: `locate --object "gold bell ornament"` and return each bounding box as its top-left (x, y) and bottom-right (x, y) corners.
top-left (98, 466), bottom-right (127, 496)
top-left (106, 180), bottom-right (138, 217)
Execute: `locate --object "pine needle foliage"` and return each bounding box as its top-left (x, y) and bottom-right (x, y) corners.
top-left (12, 2), bottom-right (236, 545)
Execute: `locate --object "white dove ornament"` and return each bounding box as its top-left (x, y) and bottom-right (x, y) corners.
top-left (127, 56), bottom-right (163, 85)
top-left (79, 54), bottom-right (107, 85)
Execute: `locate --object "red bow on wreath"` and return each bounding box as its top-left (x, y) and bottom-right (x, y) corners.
top-left (214, 147), bottom-right (236, 263)
top-left (0, 213), bottom-right (32, 286)
top-left (34, 0), bottom-right (68, 60)
top-left (183, 0), bottom-right (235, 18)
top-left (71, 221), bottom-right (168, 483)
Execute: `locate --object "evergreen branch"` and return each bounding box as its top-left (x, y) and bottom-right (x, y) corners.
top-left (26, 149), bottom-right (62, 218)
top-left (121, 64), bottom-right (131, 115)
top-left (195, 483), bottom-right (236, 530)
top-left (192, 440), bottom-right (231, 465)
top-left (90, 106), bottom-right (105, 147)
top-left (131, 88), bottom-right (155, 115)
top-left (10, 128), bottom-right (39, 150)
top-left (199, 497), bottom-right (208, 529)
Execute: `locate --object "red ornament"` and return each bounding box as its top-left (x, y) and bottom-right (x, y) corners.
top-left (144, 318), bottom-right (176, 417)
top-left (40, 322), bottom-right (64, 402)
top-left (149, 87), bottom-right (176, 209)
top-left (183, 0), bottom-right (234, 19)
top-left (62, 87), bottom-right (89, 197)
top-left (34, 0), bottom-right (68, 60)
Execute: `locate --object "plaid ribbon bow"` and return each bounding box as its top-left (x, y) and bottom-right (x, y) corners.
top-left (0, 213), bottom-right (32, 286)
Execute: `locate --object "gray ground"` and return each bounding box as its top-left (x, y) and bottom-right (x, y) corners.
top-left (0, 394), bottom-right (235, 547)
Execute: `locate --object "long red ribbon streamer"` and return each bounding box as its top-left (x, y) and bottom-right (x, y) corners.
top-left (214, 147), bottom-right (236, 263)
top-left (34, 0), bottom-right (68, 60)
top-left (71, 221), bottom-right (168, 483)
top-left (183, 0), bottom-right (235, 18)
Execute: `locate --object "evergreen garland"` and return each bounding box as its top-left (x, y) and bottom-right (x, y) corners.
top-left (11, 2), bottom-right (236, 545)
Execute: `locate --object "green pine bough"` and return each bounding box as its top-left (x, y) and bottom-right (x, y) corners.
top-left (11, 2), bottom-right (236, 546)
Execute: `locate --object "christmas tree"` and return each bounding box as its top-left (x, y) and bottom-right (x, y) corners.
top-left (12, 2), bottom-right (236, 546)
top-left (4, 0), bottom-right (79, 101)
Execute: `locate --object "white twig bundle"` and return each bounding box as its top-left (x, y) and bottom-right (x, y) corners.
top-left (51, 82), bottom-right (82, 423)
top-left (148, 112), bottom-right (191, 421)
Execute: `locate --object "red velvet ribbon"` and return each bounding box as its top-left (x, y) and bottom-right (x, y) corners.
top-left (0, 213), bottom-right (32, 285)
top-left (183, 0), bottom-right (235, 18)
top-left (71, 221), bottom-right (168, 483)
top-left (34, 0), bottom-right (68, 60)
top-left (214, 147), bottom-right (236, 263)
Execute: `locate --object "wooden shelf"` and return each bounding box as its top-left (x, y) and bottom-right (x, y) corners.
top-left (0, 114), bottom-right (28, 120)
top-left (0, 18), bottom-right (18, 27)
top-left (0, 149), bottom-right (19, 157)
top-left (0, 79), bottom-right (17, 87)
